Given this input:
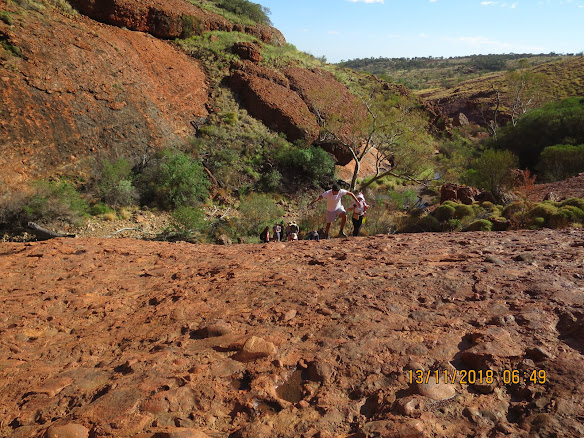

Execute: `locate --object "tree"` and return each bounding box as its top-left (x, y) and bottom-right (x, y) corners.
top-left (506, 60), bottom-right (547, 127)
top-left (467, 149), bottom-right (519, 198)
top-left (308, 81), bottom-right (434, 190)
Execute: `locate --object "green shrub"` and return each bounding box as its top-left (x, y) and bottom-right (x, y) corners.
top-left (560, 198), bottom-right (584, 211)
top-left (528, 202), bottom-right (558, 221)
top-left (139, 149), bottom-right (210, 210)
top-left (549, 211), bottom-right (570, 229)
top-left (276, 145), bottom-right (335, 188)
top-left (180, 14), bottom-right (200, 38)
top-left (537, 144), bottom-right (584, 182)
top-left (454, 204), bottom-right (474, 219)
top-left (434, 204), bottom-right (456, 221)
top-left (414, 215), bottom-right (442, 232)
top-left (1, 40), bottom-right (21, 57)
top-left (22, 180), bottom-right (88, 223)
top-left (559, 206), bottom-right (584, 222)
top-left (502, 201), bottom-right (528, 219)
top-left (95, 157), bottom-right (137, 207)
top-left (237, 193), bottom-right (283, 236)
top-left (259, 169), bottom-right (282, 192)
top-left (466, 219), bottom-right (492, 232)
top-left (531, 217), bottom-right (546, 228)
top-left (446, 218), bottom-right (462, 231)
top-left (167, 206), bottom-right (207, 241)
top-left (90, 203), bottom-right (115, 216)
top-left (466, 149), bottom-right (518, 198)
top-left (216, 0), bottom-right (272, 25)
top-left (221, 112), bottom-right (238, 126)
top-left (0, 11), bottom-right (13, 24)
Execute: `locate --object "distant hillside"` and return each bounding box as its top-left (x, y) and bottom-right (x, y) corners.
top-left (339, 53), bottom-right (580, 91)
top-left (418, 56), bottom-right (584, 128)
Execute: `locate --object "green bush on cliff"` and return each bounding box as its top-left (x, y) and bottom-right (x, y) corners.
top-left (95, 157), bottom-right (137, 207)
top-left (138, 149), bottom-right (209, 210)
top-left (275, 145), bottom-right (335, 188)
top-left (561, 198), bottom-right (584, 211)
top-left (0, 11), bottom-right (13, 25)
top-left (215, 0), bottom-right (271, 26)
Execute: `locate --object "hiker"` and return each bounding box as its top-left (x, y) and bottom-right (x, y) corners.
top-left (287, 221), bottom-right (299, 236)
top-left (308, 183), bottom-right (359, 238)
top-left (348, 192), bottom-right (369, 236)
top-left (272, 222), bottom-right (282, 242)
top-left (279, 220), bottom-right (286, 241)
top-left (259, 226), bottom-right (270, 243)
top-left (287, 232), bottom-right (298, 241)
top-left (305, 230), bottom-right (320, 241)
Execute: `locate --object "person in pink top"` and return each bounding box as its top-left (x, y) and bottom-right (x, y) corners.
top-left (308, 183), bottom-right (359, 238)
top-left (348, 192), bottom-right (369, 236)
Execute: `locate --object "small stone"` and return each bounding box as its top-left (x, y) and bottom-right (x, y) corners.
top-left (35, 377), bottom-right (73, 397)
top-left (489, 315), bottom-right (516, 326)
top-left (485, 256), bottom-right (505, 266)
top-left (415, 377), bottom-right (456, 401)
top-left (463, 406), bottom-right (482, 424)
top-left (232, 336), bottom-right (276, 362)
top-left (473, 382), bottom-right (496, 394)
top-left (298, 400), bottom-right (310, 408)
top-left (525, 346), bottom-right (553, 362)
top-left (46, 423), bottom-right (89, 438)
top-left (283, 309), bottom-right (297, 321)
top-left (395, 396), bottom-right (425, 417)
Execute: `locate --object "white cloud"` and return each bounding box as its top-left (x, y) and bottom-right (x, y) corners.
top-left (328, 30), bottom-right (341, 35)
top-left (429, 0), bottom-right (438, 2)
top-left (346, 0), bottom-right (384, 3)
top-left (481, 1), bottom-right (497, 5)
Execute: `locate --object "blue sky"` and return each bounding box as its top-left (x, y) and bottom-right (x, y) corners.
top-left (258, 0), bottom-right (584, 63)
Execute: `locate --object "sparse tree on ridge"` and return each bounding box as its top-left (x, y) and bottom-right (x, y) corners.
top-left (506, 60), bottom-right (547, 127)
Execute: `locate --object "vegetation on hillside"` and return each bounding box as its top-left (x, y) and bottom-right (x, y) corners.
top-left (191, 0), bottom-right (271, 26)
top-left (339, 53), bottom-right (582, 91)
top-left (489, 97), bottom-right (584, 176)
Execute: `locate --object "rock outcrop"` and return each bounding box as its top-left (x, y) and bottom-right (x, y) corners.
top-left (0, 9), bottom-right (208, 186)
top-left (67, 0), bottom-right (285, 44)
top-left (440, 183), bottom-right (492, 205)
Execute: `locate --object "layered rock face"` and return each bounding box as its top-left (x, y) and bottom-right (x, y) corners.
top-left (1, 229), bottom-right (584, 437)
top-left (66, 0), bottom-right (285, 44)
top-left (0, 11), bottom-right (208, 186)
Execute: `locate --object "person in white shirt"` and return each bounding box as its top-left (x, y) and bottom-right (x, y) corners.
top-left (308, 183), bottom-right (359, 238)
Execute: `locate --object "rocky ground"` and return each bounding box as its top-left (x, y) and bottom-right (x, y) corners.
top-left (1, 227), bottom-right (583, 438)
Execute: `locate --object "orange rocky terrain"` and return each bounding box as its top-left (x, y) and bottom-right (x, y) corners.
top-left (1, 228), bottom-right (584, 437)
